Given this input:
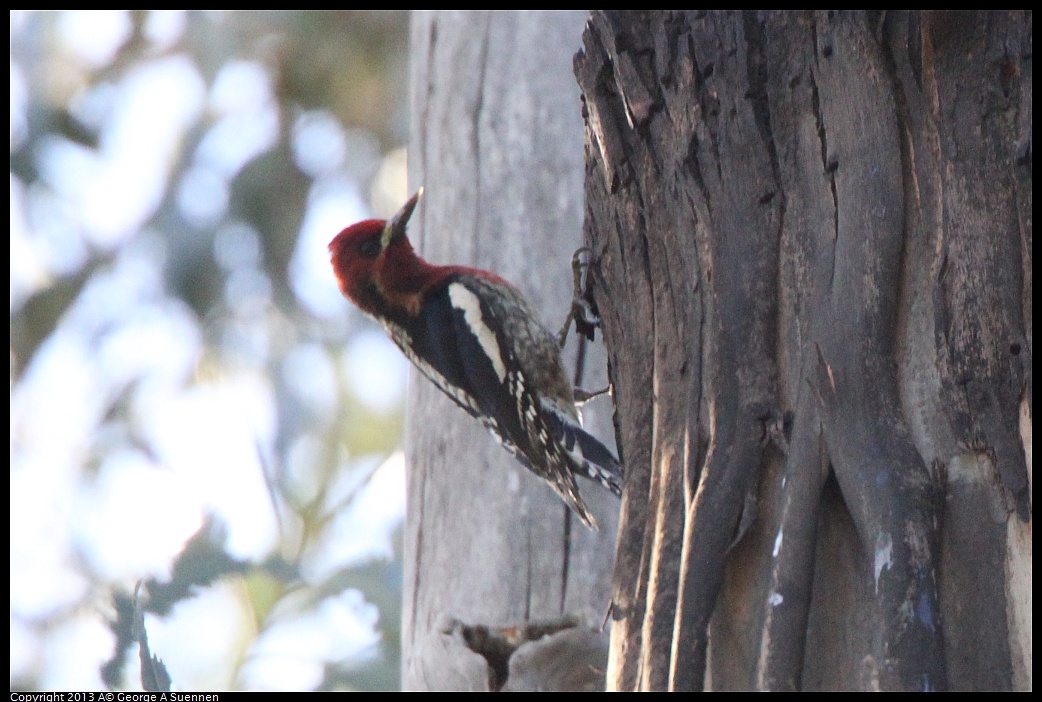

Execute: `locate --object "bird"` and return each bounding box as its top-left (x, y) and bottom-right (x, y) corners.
top-left (328, 188), bottom-right (622, 528)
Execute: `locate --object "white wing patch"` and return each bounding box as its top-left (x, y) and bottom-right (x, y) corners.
top-left (448, 282), bottom-right (507, 383)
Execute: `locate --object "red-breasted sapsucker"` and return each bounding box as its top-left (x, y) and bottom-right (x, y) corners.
top-left (328, 189), bottom-right (622, 529)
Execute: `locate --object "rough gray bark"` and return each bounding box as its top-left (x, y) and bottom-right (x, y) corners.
top-left (402, 10), bottom-right (617, 691)
top-left (575, 10), bottom-right (1031, 692)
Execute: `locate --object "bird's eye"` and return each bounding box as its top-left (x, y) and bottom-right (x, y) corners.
top-left (358, 237), bottom-right (382, 259)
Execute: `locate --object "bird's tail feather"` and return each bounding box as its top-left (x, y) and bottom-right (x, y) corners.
top-left (542, 402), bottom-right (624, 497)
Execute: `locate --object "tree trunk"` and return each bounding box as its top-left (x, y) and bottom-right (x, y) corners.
top-left (402, 10), bottom-right (617, 691)
top-left (575, 10), bottom-right (1031, 691)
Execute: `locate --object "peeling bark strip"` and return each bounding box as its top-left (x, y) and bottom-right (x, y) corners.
top-left (576, 10), bottom-right (1031, 691)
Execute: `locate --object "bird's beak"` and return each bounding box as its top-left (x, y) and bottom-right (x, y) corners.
top-left (382, 187), bottom-right (423, 249)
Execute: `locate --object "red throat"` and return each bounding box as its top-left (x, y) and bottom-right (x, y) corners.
top-left (328, 219), bottom-right (384, 305)
top-left (330, 218), bottom-right (510, 318)
top-left (329, 220), bottom-right (446, 317)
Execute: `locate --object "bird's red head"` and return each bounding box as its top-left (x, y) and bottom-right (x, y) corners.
top-left (329, 189), bottom-right (437, 317)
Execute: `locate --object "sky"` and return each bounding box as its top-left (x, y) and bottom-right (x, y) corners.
top-left (11, 10), bottom-right (410, 691)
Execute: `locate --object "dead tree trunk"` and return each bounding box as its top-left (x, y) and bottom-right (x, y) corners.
top-left (575, 10), bottom-right (1031, 691)
top-left (402, 10), bottom-right (617, 691)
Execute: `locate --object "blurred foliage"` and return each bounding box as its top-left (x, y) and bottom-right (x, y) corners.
top-left (12, 10), bottom-right (408, 365)
top-left (11, 10), bottom-right (409, 691)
